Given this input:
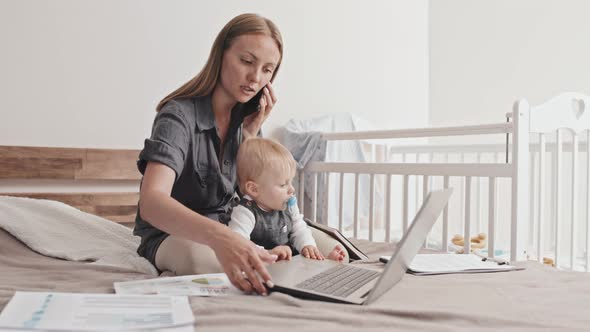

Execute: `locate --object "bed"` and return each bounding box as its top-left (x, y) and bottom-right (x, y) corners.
top-left (2, 225), bottom-right (590, 331)
top-left (2, 93), bottom-right (590, 331)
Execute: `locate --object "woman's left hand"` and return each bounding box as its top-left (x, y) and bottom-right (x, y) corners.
top-left (243, 82), bottom-right (277, 139)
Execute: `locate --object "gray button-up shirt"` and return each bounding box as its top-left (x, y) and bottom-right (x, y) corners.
top-left (134, 95), bottom-right (247, 266)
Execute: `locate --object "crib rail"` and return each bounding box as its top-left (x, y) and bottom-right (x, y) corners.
top-left (320, 123), bottom-right (513, 140)
top-left (306, 162), bottom-right (512, 177)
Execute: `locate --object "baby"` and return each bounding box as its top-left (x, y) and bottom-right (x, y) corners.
top-left (229, 137), bottom-right (346, 262)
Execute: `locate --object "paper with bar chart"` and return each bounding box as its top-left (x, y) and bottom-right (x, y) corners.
top-left (0, 291), bottom-right (194, 331)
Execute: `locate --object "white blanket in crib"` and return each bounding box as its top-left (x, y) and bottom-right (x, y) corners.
top-left (0, 195), bottom-right (157, 276)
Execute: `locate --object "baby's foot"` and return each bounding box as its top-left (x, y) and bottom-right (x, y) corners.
top-left (327, 245), bottom-right (346, 262)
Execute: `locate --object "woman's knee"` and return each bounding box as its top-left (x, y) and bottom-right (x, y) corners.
top-left (155, 236), bottom-right (223, 275)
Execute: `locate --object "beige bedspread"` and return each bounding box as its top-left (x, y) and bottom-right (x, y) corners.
top-left (1, 228), bottom-right (589, 331)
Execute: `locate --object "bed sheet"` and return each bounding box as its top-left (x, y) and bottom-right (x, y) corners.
top-left (1, 228), bottom-right (589, 331)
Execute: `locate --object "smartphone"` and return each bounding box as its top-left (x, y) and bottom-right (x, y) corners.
top-left (243, 87), bottom-right (265, 117)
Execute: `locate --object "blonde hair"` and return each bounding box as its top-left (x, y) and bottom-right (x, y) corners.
top-left (237, 138), bottom-right (296, 191)
top-left (156, 13), bottom-right (283, 112)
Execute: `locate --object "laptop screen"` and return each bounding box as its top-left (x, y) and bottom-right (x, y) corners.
top-left (364, 188), bottom-right (453, 305)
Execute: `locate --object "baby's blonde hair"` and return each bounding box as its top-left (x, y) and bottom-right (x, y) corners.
top-left (237, 138), bottom-right (296, 191)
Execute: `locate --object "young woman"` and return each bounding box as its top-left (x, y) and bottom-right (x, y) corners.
top-left (134, 13), bottom-right (282, 296)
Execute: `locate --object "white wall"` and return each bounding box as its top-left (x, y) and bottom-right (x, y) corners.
top-left (294, 1), bottom-right (429, 136)
top-left (429, 0), bottom-right (590, 128)
top-left (429, 1), bottom-right (590, 262)
top-left (0, 0), bottom-right (429, 149)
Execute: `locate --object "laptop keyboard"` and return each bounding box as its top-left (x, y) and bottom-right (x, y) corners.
top-left (296, 264), bottom-right (380, 298)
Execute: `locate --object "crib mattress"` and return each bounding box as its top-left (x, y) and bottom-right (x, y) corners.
top-left (1, 228), bottom-right (588, 331)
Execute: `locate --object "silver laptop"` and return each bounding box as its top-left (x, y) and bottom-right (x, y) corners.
top-left (266, 188), bottom-right (453, 305)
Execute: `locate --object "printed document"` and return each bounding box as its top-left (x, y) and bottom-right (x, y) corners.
top-left (115, 273), bottom-right (241, 296)
top-left (381, 254), bottom-right (523, 275)
top-left (0, 291), bottom-right (194, 331)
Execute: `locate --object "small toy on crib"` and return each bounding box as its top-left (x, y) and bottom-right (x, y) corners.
top-left (450, 233), bottom-right (487, 253)
top-left (543, 257), bottom-right (555, 267)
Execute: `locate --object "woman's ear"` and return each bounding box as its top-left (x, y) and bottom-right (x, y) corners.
top-left (244, 180), bottom-right (258, 197)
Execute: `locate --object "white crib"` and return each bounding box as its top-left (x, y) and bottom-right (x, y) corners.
top-left (296, 92), bottom-right (590, 271)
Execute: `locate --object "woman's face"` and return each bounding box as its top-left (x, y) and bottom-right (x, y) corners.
top-left (218, 34), bottom-right (281, 104)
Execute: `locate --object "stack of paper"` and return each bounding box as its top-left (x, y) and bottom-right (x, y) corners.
top-left (380, 254), bottom-right (523, 275)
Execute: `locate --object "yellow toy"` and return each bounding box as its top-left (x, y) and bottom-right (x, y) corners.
top-left (451, 233), bottom-right (487, 251)
top-left (543, 257), bottom-right (555, 267)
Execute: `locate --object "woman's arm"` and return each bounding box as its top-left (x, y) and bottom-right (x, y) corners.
top-left (139, 161), bottom-right (276, 295)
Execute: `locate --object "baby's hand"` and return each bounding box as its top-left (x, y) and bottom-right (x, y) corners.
top-left (301, 245), bottom-right (325, 260)
top-left (327, 245), bottom-right (346, 262)
top-left (270, 245), bottom-right (292, 261)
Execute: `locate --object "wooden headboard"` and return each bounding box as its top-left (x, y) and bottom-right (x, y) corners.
top-left (0, 145), bottom-right (141, 225)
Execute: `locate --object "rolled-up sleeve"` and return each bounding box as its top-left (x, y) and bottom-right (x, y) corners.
top-left (137, 102), bottom-right (191, 180)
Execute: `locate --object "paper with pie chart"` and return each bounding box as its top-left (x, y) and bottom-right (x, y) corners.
top-left (114, 273), bottom-right (242, 296)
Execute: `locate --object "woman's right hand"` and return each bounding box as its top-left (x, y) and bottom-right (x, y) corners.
top-left (242, 82), bottom-right (277, 140)
top-left (209, 228), bottom-right (277, 295)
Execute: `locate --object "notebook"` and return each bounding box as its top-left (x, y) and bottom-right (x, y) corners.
top-left (379, 253), bottom-right (524, 275)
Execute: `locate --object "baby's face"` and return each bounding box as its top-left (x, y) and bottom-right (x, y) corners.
top-left (253, 170), bottom-right (295, 211)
